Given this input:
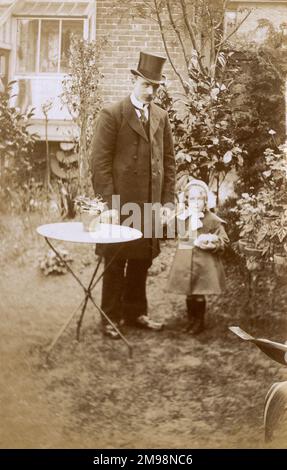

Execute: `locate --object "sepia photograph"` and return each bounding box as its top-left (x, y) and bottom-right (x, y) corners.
top-left (1, 0), bottom-right (287, 453)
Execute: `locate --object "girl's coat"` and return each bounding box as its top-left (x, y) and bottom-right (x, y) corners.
top-left (167, 211), bottom-right (229, 295)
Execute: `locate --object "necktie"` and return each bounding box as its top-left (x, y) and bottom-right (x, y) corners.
top-left (134, 105), bottom-right (148, 125)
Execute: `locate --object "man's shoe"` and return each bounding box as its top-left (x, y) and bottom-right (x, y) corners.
top-left (134, 315), bottom-right (164, 331)
top-left (102, 323), bottom-right (121, 340)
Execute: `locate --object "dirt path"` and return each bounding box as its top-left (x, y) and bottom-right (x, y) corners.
top-left (1, 217), bottom-right (287, 448)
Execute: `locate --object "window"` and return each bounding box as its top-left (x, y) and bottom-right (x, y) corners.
top-left (60, 20), bottom-right (84, 72)
top-left (40, 20), bottom-right (59, 73)
top-left (16, 18), bottom-right (84, 74)
top-left (16, 19), bottom-right (38, 73)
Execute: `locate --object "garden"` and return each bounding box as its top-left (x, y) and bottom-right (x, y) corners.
top-left (1, 0), bottom-right (287, 449)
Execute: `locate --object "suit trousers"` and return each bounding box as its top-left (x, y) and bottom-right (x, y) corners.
top-left (101, 256), bottom-right (153, 324)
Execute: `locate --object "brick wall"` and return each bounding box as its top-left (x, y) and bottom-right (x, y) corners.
top-left (95, 1), bottom-right (287, 103)
top-left (95, 0), bottom-right (185, 104)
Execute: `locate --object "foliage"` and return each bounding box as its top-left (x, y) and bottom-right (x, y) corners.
top-left (18, 178), bottom-right (45, 213)
top-left (158, 44), bottom-right (285, 202)
top-left (55, 178), bottom-right (78, 219)
top-left (217, 196), bottom-right (240, 242)
top-left (256, 146), bottom-right (287, 256)
top-left (61, 38), bottom-right (106, 194)
top-left (230, 46), bottom-right (286, 194)
top-left (236, 144), bottom-right (287, 258)
top-left (235, 192), bottom-right (264, 246)
top-left (158, 61), bottom-right (246, 202)
top-left (0, 82), bottom-right (38, 206)
top-left (38, 248), bottom-right (73, 275)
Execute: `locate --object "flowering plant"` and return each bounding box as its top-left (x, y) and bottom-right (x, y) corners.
top-left (74, 195), bottom-right (107, 214)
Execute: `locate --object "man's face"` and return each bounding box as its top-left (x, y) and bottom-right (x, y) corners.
top-left (133, 76), bottom-right (160, 104)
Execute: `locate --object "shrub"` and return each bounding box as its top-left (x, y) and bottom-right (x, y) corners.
top-left (38, 249), bottom-right (73, 275)
top-left (0, 81), bottom-right (38, 211)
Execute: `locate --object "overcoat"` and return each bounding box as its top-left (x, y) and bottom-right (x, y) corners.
top-left (90, 96), bottom-right (175, 259)
top-left (167, 211), bottom-right (229, 295)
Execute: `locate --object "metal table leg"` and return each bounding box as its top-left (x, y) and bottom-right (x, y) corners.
top-left (44, 238), bottom-right (133, 357)
top-left (76, 255), bottom-right (102, 341)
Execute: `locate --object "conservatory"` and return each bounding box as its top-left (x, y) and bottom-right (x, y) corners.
top-left (0, 0), bottom-right (96, 141)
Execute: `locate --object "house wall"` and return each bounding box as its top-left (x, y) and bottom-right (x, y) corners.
top-left (4, 1), bottom-right (287, 140)
top-left (228, 1), bottom-right (287, 42)
top-left (95, 1), bottom-right (287, 105)
top-left (95, 0), bottom-right (185, 105)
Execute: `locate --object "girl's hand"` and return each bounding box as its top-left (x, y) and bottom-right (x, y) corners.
top-left (194, 233), bottom-right (218, 250)
top-left (196, 241), bottom-right (217, 250)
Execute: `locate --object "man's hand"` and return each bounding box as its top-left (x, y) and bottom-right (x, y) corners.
top-left (100, 209), bottom-right (119, 225)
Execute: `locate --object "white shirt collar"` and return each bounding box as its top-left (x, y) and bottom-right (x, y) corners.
top-left (130, 93), bottom-right (148, 110)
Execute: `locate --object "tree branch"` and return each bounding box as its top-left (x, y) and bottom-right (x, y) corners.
top-left (166, 0), bottom-right (190, 72)
top-left (214, 0), bottom-right (228, 30)
top-left (216, 9), bottom-right (252, 48)
top-left (153, 0), bottom-right (189, 93)
top-left (179, 0), bottom-right (206, 75)
top-left (206, 2), bottom-right (214, 28)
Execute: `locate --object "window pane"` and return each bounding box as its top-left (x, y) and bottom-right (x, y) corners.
top-left (40, 20), bottom-right (59, 72)
top-left (16, 19), bottom-right (38, 73)
top-left (60, 20), bottom-right (83, 72)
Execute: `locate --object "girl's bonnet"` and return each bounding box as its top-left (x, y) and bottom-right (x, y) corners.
top-left (182, 178), bottom-right (216, 209)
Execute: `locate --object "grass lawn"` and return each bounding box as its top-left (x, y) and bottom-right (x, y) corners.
top-left (1, 212), bottom-right (287, 448)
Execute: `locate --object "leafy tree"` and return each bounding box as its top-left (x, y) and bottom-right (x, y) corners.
top-left (230, 45), bottom-right (286, 194)
top-left (61, 38), bottom-right (106, 194)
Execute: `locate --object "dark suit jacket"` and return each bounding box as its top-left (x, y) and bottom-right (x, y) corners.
top-left (90, 95), bottom-right (175, 259)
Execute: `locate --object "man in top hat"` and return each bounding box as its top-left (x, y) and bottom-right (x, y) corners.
top-left (90, 51), bottom-right (175, 338)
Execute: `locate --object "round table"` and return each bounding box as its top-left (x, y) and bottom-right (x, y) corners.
top-left (37, 222), bottom-right (142, 357)
top-left (37, 222), bottom-right (142, 244)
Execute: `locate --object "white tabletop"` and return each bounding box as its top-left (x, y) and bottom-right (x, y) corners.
top-left (37, 222), bottom-right (142, 245)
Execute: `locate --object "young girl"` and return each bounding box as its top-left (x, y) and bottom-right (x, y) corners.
top-left (167, 179), bottom-right (229, 334)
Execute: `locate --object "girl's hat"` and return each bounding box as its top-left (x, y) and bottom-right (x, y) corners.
top-left (184, 178), bottom-right (209, 195)
top-left (183, 178), bottom-right (216, 209)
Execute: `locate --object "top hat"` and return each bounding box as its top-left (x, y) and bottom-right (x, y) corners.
top-left (131, 52), bottom-right (166, 84)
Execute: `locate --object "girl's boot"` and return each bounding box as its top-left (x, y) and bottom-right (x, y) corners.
top-left (186, 295), bottom-right (195, 330)
top-left (189, 296), bottom-right (206, 335)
